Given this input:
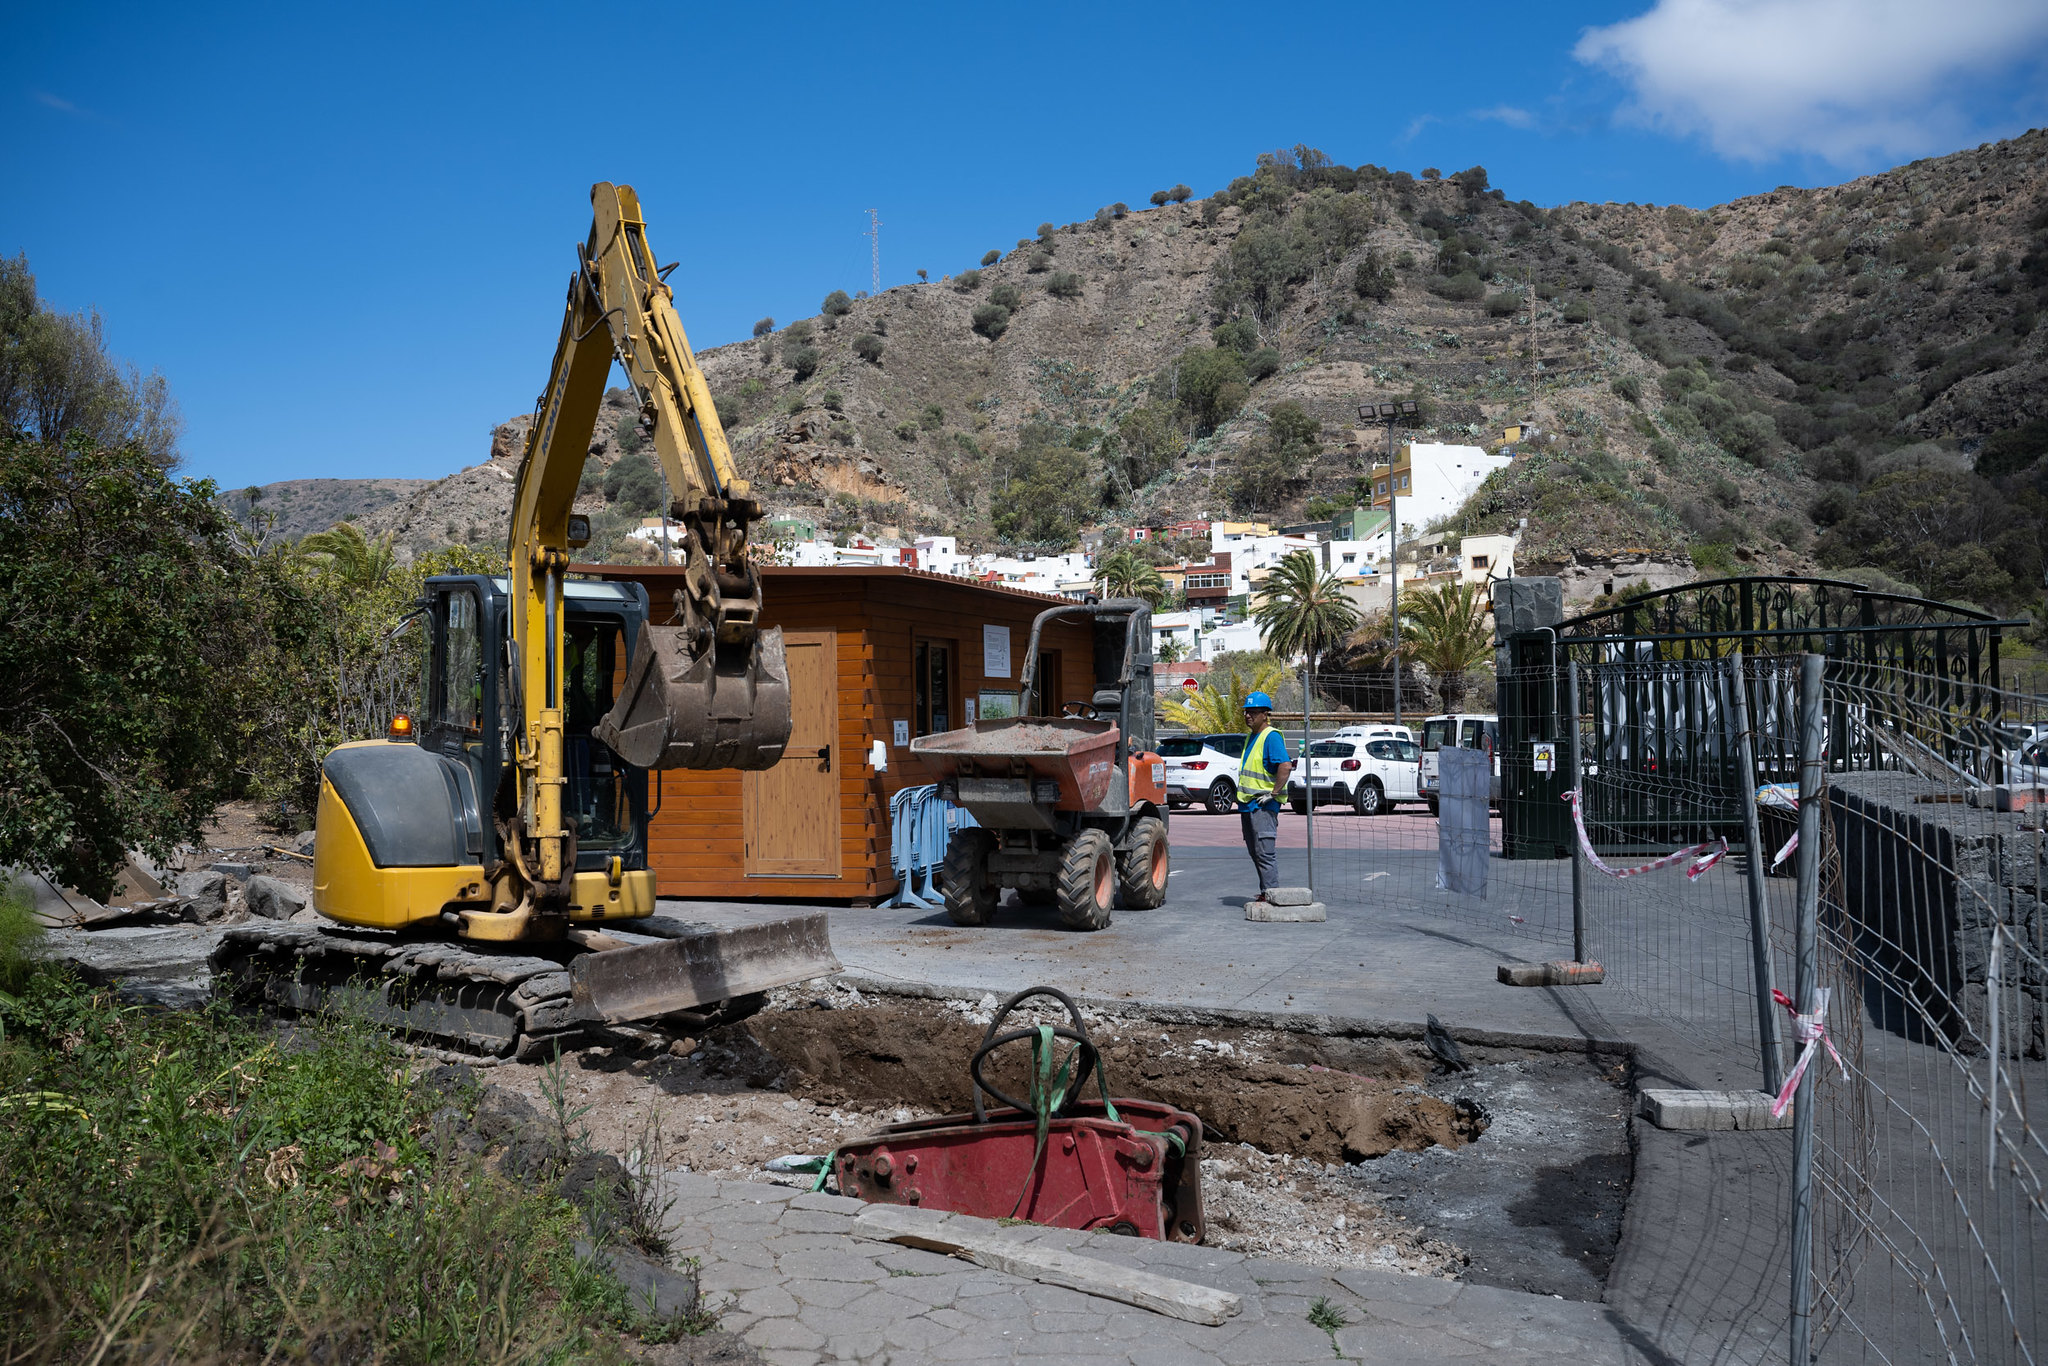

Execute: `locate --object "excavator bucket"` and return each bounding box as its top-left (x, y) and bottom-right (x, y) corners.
top-left (598, 624), bottom-right (792, 771)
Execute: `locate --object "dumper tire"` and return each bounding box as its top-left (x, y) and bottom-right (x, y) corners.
top-left (942, 829), bottom-right (1000, 926)
top-left (1056, 829), bottom-right (1116, 931)
top-left (1116, 816), bottom-right (1169, 910)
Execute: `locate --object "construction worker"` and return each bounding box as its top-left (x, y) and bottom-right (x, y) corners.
top-left (1237, 692), bottom-right (1293, 902)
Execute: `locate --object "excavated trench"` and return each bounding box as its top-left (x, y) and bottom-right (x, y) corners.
top-left (638, 988), bottom-right (1635, 1298)
top-left (723, 999), bottom-right (1486, 1166)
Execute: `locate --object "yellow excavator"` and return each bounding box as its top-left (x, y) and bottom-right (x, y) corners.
top-left (214, 184), bottom-right (838, 1059)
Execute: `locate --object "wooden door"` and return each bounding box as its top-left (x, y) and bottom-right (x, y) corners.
top-left (744, 632), bottom-right (840, 877)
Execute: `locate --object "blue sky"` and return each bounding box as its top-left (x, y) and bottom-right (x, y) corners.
top-left (5, 0), bottom-right (2045, 489)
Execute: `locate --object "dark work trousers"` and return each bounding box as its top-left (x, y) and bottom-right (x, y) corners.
top-left (1240, 804), bottom-right (1279, 892)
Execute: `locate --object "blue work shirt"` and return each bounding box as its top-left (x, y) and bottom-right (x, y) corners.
top-left (1238, 728), bottom-right (1291, 811)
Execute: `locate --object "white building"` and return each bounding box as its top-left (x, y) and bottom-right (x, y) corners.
top-left (1322, 535), bottom-right (1391, 580)
top-left (1371, 442), bottom-right (1514, 534)
top-left (906, 536), bottom-right (970, 577)
top-left (1458, 532), bottom-right (1517, 587)
top-left (1197, 620), bottom-right (1266, 662)
top-left (971, 551), bottom-right (1093, 597)
top-left (1219, 533), bottom-right (1321, 598)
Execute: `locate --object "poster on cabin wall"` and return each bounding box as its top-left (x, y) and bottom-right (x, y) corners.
top-left (979, 691), bottom-right (1019, 720)
top-left (982, 625), bottom-right (1010, 677)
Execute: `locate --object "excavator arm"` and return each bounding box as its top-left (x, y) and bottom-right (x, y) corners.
top-left (502, 182), bottom-right (791, 923)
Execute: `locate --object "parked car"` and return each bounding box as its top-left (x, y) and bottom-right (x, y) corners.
top-left (1332, 723), bottom-right (1416, 747)
top-left (1418, 713), bottom-right (1501, 816)
top-left (1288, 736), bottom-right (1422, 815)
top-left (2007, 738), bottom-right (2048, 787)
top-left (1160, 732), bottom-right (1248, 813)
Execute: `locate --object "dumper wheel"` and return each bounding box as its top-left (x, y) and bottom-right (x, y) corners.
top-left (1056, 829), bottom-right (1116, 931)
top-left (942, 829), bottom-right (1000, 926)
top-left (1117, 817), bottom-right (1169, 909)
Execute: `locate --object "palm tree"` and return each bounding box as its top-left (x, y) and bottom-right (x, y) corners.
top-left (1157, 635), bottom-right (1189, 665)
top-left (1253, 551), bottom-right (1361, 666)
top-left (1095, 547), bottom-right (1169, 607)
top-left (300, 520), bottom-right (398, 588)
top-left (1162, 656), bottom-right (1287, 734)
top-left (1400, 580), bottom-right (1494, 709)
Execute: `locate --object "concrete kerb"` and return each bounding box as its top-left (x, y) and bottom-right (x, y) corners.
top-left (826, 972), bottom-right (1637, 1060)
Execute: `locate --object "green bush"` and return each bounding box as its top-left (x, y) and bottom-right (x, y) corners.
top-left (894, 421), bottom-right (918, 440)
top-left (1169, 184), bottom-right (1192, 204)
top-left (1562, 298), bottom-right (1593, 324)
top-left (1767, 514), bottom-right (1810, 548)
top-left (989, 283), bottom-right (1023, 310)
top-left (972, 303), bottom-right (1011, 340)
top-left (852, 333), bottom-right (883, 364)
top-left (0, 970), bottom-right (685, 1360)
top-left (1026, 252), bottom-right (1051, 273)
top-left (1160, 346), bottom-right (1250, 434)
top-left (954, 269), bottom-right (982, 291)
top-left (992, 439), bottom-right (1096, 544)
top-left (1094, 207), bottom-right (1113, 230)
top-left (1244, 346), bottom-right (1282, 381)
top-left (1484, 291), bottom-right (1521, 317)
top-left (1612, 374), bottom-right (1644, 405)
top-left (786, 343), bottom-right (821, 381)
top-left (1037, 222), bottom-right (1055, 241)
top-left (1352, 251), bottom-right (1394, 301)
top-left (1428, 272), bottom-right (1484, 302)
top-left (752, 316), bottom-right (774, 337)
top-left (821, 290), bottom-right (854, 317)
top-left (0, 874), bottom-right (42, 993)
top-left (821, 389), bottom-right (843, 410)
top-left (981, 249), bottom-right (1001, 267)
top-left (1047, 271), bottom-right (1083, 298)
top-left (784, 393), bottom-right (808, 415)
top-left (1112, 202), bottom-right (1129, 218)
top-left (919, 403), bottom-right (944, 431)
top-left (1212, 319), bottom-right (1258, 354)
top-left (785, 319), bottom-right (814, 345)
top-left (1150, 191), bottom-right (1169, 207)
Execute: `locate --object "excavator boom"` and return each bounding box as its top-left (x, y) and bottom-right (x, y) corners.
top-left (508, 182), bottom-right (792, 906)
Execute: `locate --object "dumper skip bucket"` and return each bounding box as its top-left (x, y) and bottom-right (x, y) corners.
top-left (910, 718), bottom-right (1120, 809)
top-left (596, 624), bottom-right (792, 771)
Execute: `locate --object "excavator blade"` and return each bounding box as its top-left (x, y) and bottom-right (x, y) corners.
top-left (597, 624), bottom-right (791, 771)
top-left (568, 911), bottom-right (840, 1025)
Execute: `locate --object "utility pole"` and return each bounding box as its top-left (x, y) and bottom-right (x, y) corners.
top-left (865, 209), bottom-right (881, 294)
top-left (1359, 400), bottom-right (1418, 727)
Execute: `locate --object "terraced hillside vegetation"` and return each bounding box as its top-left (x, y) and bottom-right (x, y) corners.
top-left (253, 133), bottom-right (2048, 619)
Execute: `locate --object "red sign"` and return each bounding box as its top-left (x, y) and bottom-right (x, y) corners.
top-left (1182, 678), bottom-right (1199, 692)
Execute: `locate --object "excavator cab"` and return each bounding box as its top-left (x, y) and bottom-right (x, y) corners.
top-left (418, 574), bottom-right (653, 881)
top-left (312, 574), bottom-right (659, 934)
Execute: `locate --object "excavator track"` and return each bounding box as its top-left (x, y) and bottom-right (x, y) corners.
top-left (212, 923), bottom-right (583, 1063)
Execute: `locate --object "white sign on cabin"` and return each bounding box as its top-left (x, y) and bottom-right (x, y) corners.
top-left (982, 625), bottom-right (1011, 678)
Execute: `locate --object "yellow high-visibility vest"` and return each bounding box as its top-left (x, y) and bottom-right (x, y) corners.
top-left (1239, 725), bottom-right (1278, 801)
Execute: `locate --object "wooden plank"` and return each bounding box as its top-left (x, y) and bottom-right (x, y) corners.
top-left (850, 1206), bottom-right (1242, 1326)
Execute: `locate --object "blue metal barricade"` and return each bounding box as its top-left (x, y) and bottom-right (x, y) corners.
top-left (887, 784), bottom-right (977, 909)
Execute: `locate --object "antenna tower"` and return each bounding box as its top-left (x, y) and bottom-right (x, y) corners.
top-left (864, 209), bottom-right (881, 293)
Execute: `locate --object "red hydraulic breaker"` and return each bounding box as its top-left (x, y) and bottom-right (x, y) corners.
top-left (831, 987), bottom-right (1206, 1242)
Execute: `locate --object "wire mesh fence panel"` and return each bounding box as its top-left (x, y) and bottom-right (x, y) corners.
top-left (1802, 661), bottom-right (2047, 1366)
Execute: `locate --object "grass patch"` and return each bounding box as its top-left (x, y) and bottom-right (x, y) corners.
top-left (0, 965), bottom-right (694, 1363)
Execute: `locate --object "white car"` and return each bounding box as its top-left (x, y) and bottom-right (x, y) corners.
top-left (1332, 723), bottom-right (1416, 747)
top-left (1418, 713), bottom-right (1501, 815)
top-left (2007, 738), bottom-right (2048, 787)
top-left (1288, 736), bottom-right (1423, 815)
top-left (1159, 733), bottom-right (1249, 813)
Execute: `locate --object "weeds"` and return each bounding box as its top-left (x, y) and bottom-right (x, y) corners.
top-left (0, 965), bottom-right (685, 1363)
top-left (1309, 1295), bottom-right (1351, 1352)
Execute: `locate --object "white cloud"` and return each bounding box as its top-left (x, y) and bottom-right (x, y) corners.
top-left (1471, 106), bottom-right (1536, 129)
top-left (1575, 0), bottom-right (2048, 163)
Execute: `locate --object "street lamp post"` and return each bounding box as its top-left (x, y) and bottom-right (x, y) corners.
top-left (1359, 401), bottom-right (1418, 729)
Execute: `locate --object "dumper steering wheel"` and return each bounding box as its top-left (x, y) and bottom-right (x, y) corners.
top-left (970, 986), bottom-right (1102, 1123)
top-left (1061, 701), bottom-right (1099, 720)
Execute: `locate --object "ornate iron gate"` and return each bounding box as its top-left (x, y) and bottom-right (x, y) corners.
top-left (1501, 577), bottom-right (2027, 857)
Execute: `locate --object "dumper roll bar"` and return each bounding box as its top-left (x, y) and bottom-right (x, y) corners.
top-left (1017, 598), bottom-right (1153, 717)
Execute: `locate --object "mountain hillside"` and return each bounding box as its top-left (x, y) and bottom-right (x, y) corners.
top-left (242, 131), bottom-right (2048, 615)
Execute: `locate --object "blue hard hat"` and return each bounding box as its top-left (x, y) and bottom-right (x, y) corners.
top-left (1243, 691), bottom-right (1275, 710)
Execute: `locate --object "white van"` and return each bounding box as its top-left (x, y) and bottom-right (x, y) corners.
top-left (1418, 713), bottom-right (1500, 815)
top-left (1332, 723), bottom-right (1416, 746)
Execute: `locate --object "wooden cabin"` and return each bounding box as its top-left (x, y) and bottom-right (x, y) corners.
top-left (582, 565), bottom-right (1102, 903)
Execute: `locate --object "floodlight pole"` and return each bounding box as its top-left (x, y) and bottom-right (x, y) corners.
top-left (1360, 401), bottom-right (1415, 729)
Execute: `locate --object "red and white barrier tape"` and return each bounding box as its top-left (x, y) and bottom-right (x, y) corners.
top-left (1758, 784), bottom-right (1800, 868)
top-left (1563, 791), bottom-right (1728, 880)
top-left (1769, 986), bottom-right (1847, 1118)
